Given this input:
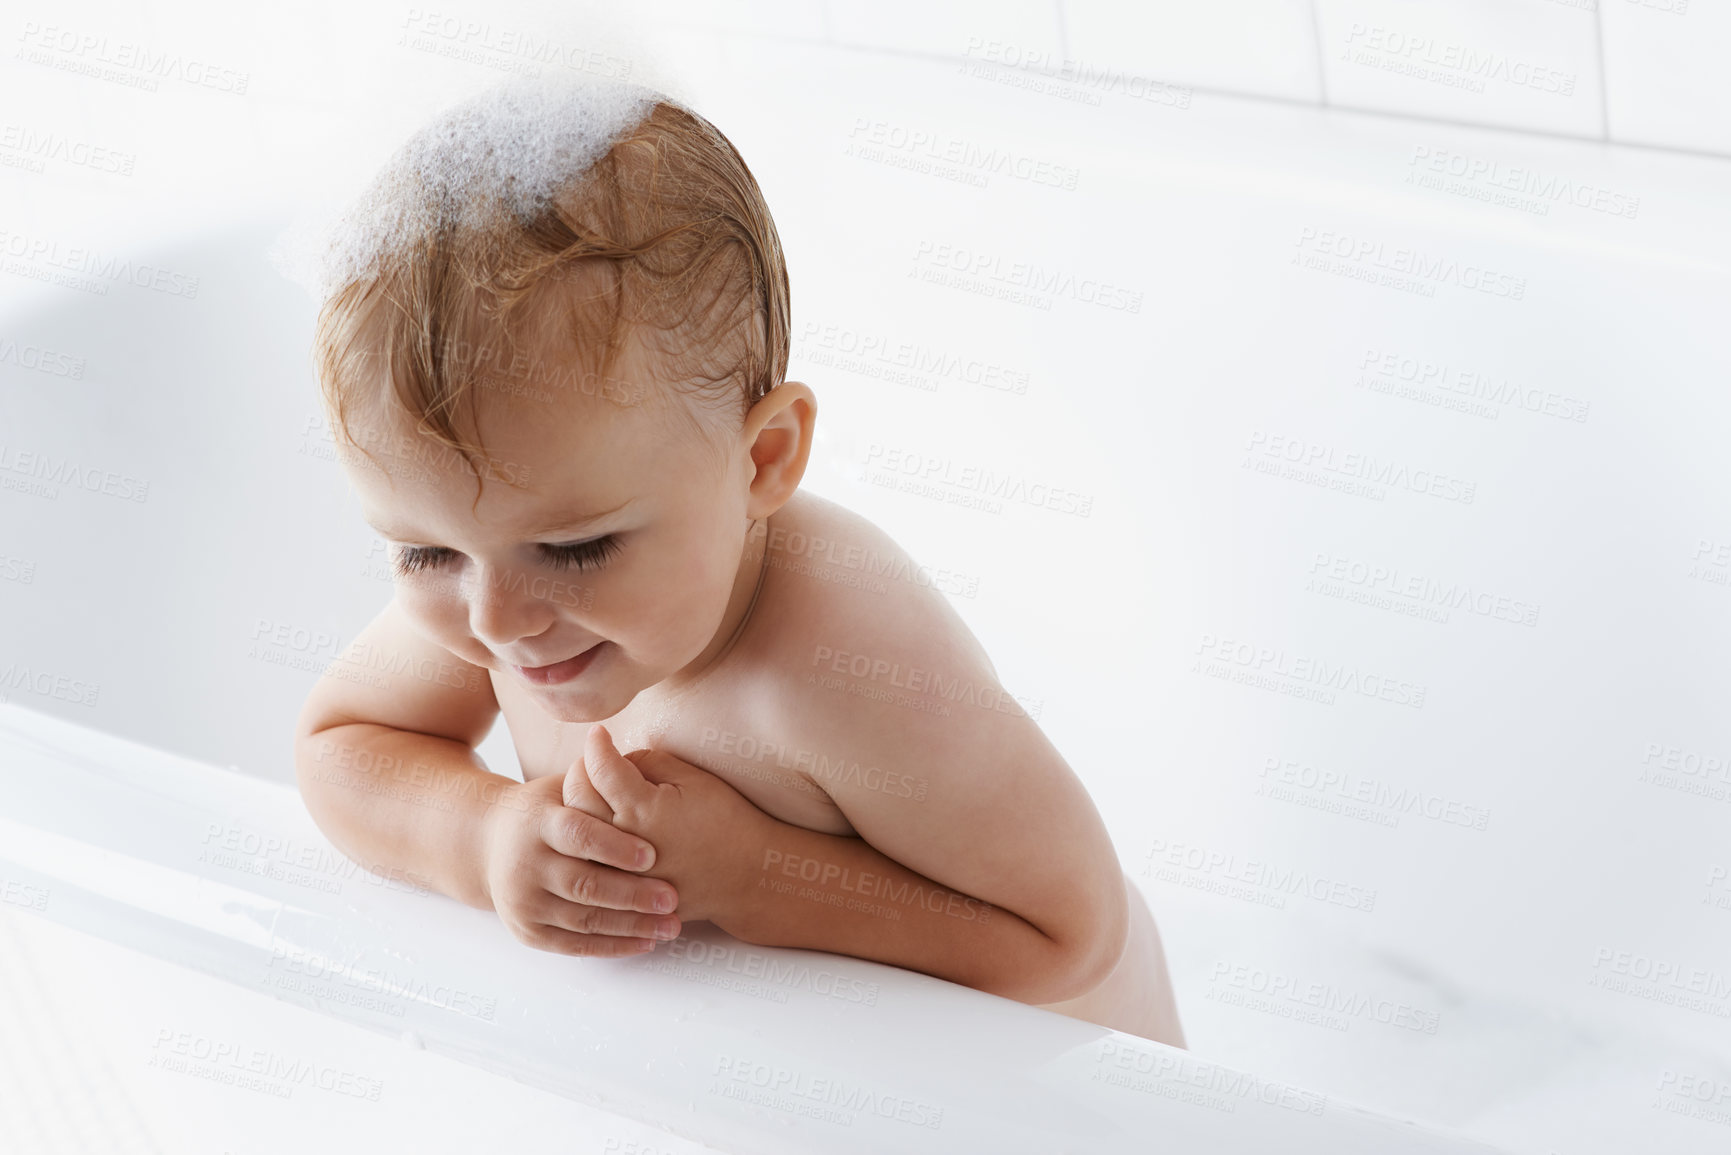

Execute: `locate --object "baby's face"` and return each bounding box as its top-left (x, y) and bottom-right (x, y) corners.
top-left (341, 333), bottom-right (758, 722)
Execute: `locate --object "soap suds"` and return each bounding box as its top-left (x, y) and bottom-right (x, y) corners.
top-left (271, 72), bottom-right (665, 300)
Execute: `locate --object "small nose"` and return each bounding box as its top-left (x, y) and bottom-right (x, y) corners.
top-left (465, 562), bottom-right (555, 649)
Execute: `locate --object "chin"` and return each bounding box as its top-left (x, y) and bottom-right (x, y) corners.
top-left (533, 675), bottom-right (642, 724)
top-left (537, 696), bottom-right (616, 726)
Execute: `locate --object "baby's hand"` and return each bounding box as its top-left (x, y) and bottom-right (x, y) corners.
top-left (563, 724), bottom-right (773, 926)
top-left (478, 772), bottom-right (682, 958)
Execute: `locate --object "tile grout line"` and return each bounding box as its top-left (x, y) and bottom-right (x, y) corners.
top-left (746, 30), bottom-right (1731, 165)
top-left (1309, 0), bottom-right (1330, 106)
top-left (1593, 0), bottom-right (1612, 142)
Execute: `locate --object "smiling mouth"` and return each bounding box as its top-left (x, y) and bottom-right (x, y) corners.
top-left (511, 642), bottom-right (604, 686)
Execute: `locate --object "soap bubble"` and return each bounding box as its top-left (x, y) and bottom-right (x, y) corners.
top-left (270, 71), bottom-right (664, 301)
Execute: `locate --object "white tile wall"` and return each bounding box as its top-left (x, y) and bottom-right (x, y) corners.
top-left (821, 0), bottom-right (1065, 59)
top-left (639, 0), bottom-right (828, 40)
top-left (1314, 0), bottom-right (1604, 137)
top-left (1601, 0), bottom-right (1731, 155)
top-left (619, 0), bottom-right (1730, 160)
top-left (1060, 0), bottom-right (1322, 103)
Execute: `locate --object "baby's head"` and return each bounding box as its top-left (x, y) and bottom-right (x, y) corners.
top-left (307, 77), bottom-right (813, 721)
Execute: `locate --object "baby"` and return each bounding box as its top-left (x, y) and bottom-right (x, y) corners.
top-left (289, 76), bottom-right (1184, 1047)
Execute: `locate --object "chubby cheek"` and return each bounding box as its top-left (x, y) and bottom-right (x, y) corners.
top-left (594, 567), bottom-right (713, 665)
top-left (598, 539), bottom-right (739, 666)
top-left (395, 583), bottom-right (497, 667)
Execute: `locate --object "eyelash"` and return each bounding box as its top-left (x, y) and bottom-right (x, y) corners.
top-left (390, 535), bottom-right (623, 577)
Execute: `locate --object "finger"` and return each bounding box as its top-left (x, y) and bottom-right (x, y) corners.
top-left (626, 747), bottom-right (691, 786)
top-left (526, 925), bottom-right (662, 959)
top-left (560, 860), bottom-right (679, 915)
top-left (562, 757), bottom-right (612, 820)
top-left (561, 757), bottom-right (588, 809)
top-left (585, 723), bottom-right (649, 812)
top-left (541, 802), bottom-right (657, 872)
top-left (539, 896), bottom-right (681, 942)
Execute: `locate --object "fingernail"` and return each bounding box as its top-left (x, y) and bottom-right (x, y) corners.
top-left (634, 846), bottom-right (654, 870)
top-left (653, 893), bottom-right (675, 913)
top-left (655, 920), bottom-right (680, 940)
top-left (635, 940), bottom-right (656, 953)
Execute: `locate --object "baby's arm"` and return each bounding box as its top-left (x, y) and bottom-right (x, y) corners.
top-left (732, 703), bottom-right (1128, 1006)
top-left (293, 598), bottom-right (678, 956)
top-left (574, 715), bottom-right (1127, 1005)
top-left (732, 807), bottom-right (1101, 1004)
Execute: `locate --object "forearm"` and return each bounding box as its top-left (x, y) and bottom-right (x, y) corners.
top-left (715, 818), bottom-right (1081, 1004)
top-left (293, 723), bottom-right (517, 910)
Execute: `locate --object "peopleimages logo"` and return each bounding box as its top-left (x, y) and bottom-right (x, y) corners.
top-left (862, 442), bottom-right (1094, 516)
top-left (0, 441), bottom-right (149, 502)
top-left (959, 38), bottom-right (1194, 109)
top-left (911, 239), bottom-right (1143, 313)
top-left (761, 847), bottom-right (994, 923)
top-left (700, 726), bottom-right (929, 801)
top-left (0, 227), bottom-right (200, 297)
top-left (1341, 24), bottom-right (1577, 97)
top-left (1293, 226), bottom-right (1526, 300)
top-left (1208, 960), bottom-right (1443, 1034)
top-left (1144, 837), bottom-right (1378, 913)
top-left (0, 123), bottom-right (137, 176)
top-left (1358, 347), bottom-right (1590, 422)
top-left (710, 1054), bottom-right (945, 1130)
top-left (657, 937), bottom-right (882, 1006)
top-left (0, 334), bottom-right (86, 377)
top-left (797, 321), bottom-right (1031, 395)
top-left (1244, 430), bottom-right (1477, 506)
top-left (15, 23), bottom-right (251, 95)
top-left (1306, 550), bottom-right (1540, 628)
top-left (1257, 756), bottom-right (1492, 831)
top-left (1091, 1040), bottom-right (1328, 1115)
top-left (809, 643), bottom-right (1039, 719)
top-left (1588, 946), bottom-right (1731, 1016)
top-left (1193, 631), bottom-right (1428, 710)
top-left (847, 118), bottom-right (1081, 190)
top-left (1406, 146), bottom-right (1640, 220)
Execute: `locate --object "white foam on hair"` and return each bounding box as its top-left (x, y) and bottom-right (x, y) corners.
top-left (270, 72), bottom-right (664, 301)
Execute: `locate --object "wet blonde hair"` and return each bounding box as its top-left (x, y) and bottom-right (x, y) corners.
top-left (311, 96), bottom-right (791, 501)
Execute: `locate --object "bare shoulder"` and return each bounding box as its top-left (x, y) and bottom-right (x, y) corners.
top-left (755, 490), bottom-right (996, 680)
top-left (741, 490), bottom-right (1024, 758)
top-left (741, 495), bottom-right (1120, 953)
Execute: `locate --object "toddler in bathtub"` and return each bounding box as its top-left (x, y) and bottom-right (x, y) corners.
top-left (289, 75), bottom-right (1184, 1047)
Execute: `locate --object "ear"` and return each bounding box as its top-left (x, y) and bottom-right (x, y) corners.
top-left (739, 381), bottom-right (816, 521)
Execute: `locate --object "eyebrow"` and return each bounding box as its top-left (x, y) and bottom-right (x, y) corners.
top-left (364, 499), bottom-right (630, 542)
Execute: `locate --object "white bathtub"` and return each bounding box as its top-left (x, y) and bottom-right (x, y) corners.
top-left (0, 702), bottom-right (1510, 1153)
top-left (3, 4), bottom-right (1730, 1153)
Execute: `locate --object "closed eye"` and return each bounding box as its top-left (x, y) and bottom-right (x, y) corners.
top-left (541, 535), bottom-right (623, 572)
top-left (390, 535), bottom-right (624, 577)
